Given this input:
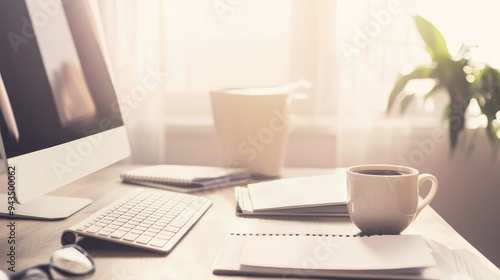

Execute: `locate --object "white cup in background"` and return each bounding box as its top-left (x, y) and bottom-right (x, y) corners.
top-left (347, 164), bottom-right (438, 235)
top-left (210, 88), bottom-right (291, 177)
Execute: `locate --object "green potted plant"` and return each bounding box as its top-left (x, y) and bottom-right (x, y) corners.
top-left (387, 15), bottom-right (500, 155)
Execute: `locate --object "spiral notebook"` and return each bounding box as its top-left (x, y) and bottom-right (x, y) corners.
top-left (212, 234), bottom-right (442, 279)
top-left (120, 165), bottom-right (251, 193)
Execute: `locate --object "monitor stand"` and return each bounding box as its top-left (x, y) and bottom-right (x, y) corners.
top-left (0, 195), bottom-right (92, 220)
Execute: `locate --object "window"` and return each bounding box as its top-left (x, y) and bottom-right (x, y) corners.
top-left (98, 0), bottom-right (339, 123)
top-left (96, 0), bottom-right (500, 163)
top-left (335, 0), bottom-right (500, 125)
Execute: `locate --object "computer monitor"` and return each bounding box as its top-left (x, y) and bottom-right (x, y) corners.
top-left (0, 0), bottom-right (130, 219)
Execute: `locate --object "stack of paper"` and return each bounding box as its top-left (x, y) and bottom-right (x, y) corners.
top-left (212, 234), bottom-right (442, 279)
top-left (235, 170), bottom-right (348, 216)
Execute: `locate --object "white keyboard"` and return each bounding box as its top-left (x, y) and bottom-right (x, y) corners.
top-left (62, 188), bottom-right (212, 253)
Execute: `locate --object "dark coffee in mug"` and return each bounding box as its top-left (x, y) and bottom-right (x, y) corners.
top-left (354, 170), bottom-right (407, 176)
top-left (347, 164), bottom-right (439, 235)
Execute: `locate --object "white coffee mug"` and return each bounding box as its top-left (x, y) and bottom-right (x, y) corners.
top-left (210, 88), bottom-right (290, 177)
top-left (347, 164), bottom-right (438, 235)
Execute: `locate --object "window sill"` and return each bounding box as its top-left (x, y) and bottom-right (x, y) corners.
top-left (157, 114), bottom-right (447, 135)
top-left (159, 115), bottom-right (340, 135)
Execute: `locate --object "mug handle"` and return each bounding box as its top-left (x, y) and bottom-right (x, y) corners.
top-left (415, 173), bottom-right (439, 217)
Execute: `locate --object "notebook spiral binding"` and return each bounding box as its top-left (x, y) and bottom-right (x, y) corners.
top-left (122, 175), bottom-right (193, 186)
top-left (229, 233), bottom-right (371, 237)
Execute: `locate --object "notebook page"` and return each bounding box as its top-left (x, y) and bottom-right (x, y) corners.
top-left (248, 171), bottom-right (347, 211)
top-left (239, 235), bottom-right (436, 271)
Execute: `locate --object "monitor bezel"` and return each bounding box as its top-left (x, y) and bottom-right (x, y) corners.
top-left (0, 0), bottom-right (130, 204)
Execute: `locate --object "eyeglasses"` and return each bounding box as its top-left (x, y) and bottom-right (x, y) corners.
top-left (6, 244), bottom-right (95, 280)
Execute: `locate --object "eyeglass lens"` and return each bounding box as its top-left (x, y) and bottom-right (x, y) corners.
top-left (50, 246), bottom-right (94, 276)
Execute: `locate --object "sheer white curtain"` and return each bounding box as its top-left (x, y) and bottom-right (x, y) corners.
top-left (334, 0), bottom-right (500, 165)
top-left (96, 0), bottom-right (500, 165)
top-left (97, 0), bottom-right (339, 163)
top-left (336, 0), bottom-right (500, 124)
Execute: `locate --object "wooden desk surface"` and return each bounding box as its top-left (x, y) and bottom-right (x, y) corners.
top-left (1, 164), bottom-right (499, 279)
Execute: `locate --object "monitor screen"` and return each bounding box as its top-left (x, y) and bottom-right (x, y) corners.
top-left (0, 0), bottom-right (130, 204)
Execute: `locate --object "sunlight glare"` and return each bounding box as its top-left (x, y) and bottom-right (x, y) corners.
top-left (414, 0), bottom-right (500, 66)
top-left (468, 114), bottom-right (488, 129)
top-left (424, 98), bottom-right (434, 113)
top-left (404, 79), bottom-right (436, 97)
top-left (463, 65), bottom-right (473, 74)
top-left (467, 98), bottom-right (482, 116)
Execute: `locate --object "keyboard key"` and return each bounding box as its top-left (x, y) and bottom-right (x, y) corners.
top-left (164, 225), bottom-right (180, 233)
top-left (154, 222), bottom-right (167, 227)
top-left (161, 217), bottom-right (173, 223)
top-left (111, 230), bottom-right (127, 239)
top-left (156, 235), bottom-right (172, 241)
top-left (76, 226), bottom-right (88, 231)
top-left (104, 225), bottom-right (119, 230)
top-left (86, 226), bottom-right (103, 233)
top-left (143, 231), bottom-right (156, 237)
top-left (170, 210), bottom-right (196, 227)
top-left (131, 229), bottom-right (144, 234)
top-left (98, 230), bottom-right (113, 236)
top-left (148, 228), bottom-right (161, 233)
top-left (158, 231), bottom-right (175, 238)
top-left (122, 223), bottom-right (135, 229)
top-left (151, 225), bottom-right (164, 230)
top-left (136, 235), bottom-right (153, 244)
top-left (135, 225), bottom-right (149, 231)
top-left (123, 233), bottom-right (140, 241)
top-left (150, 238), bottom-right (168, 248)
top-left (111, 221), bottom-right (125, 226)
top-left (95, 222), bottom-right (109, 227)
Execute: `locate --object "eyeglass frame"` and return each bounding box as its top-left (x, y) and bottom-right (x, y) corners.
top-left (8, 244), bottom-right (95, 280)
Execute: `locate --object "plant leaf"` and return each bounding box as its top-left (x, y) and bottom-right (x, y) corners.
top-left (446, 84), bottom-right (471, 151)
top-left (423, 82), bottom-right (442, 101)
top-left (442, 104), bottom-right (450, 122)
top-left (456, 43), bottom-right (477, 59)
top-left (485, 116), bottom-right (498, 142)
top-left (466, 128), bottom-right (479, 156)
top-left (447, 102), bottom-right (465, 151)
top-left (476, 66), bottom-right (500, 111)
top-left (414, 15), bottom-right (451, 60)
top-left (400, 94), bottom-right (415, 114)
top-left (474, 66), bottom-right (500, 153)
top-left (387, 65), bottom-right (436, 113)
